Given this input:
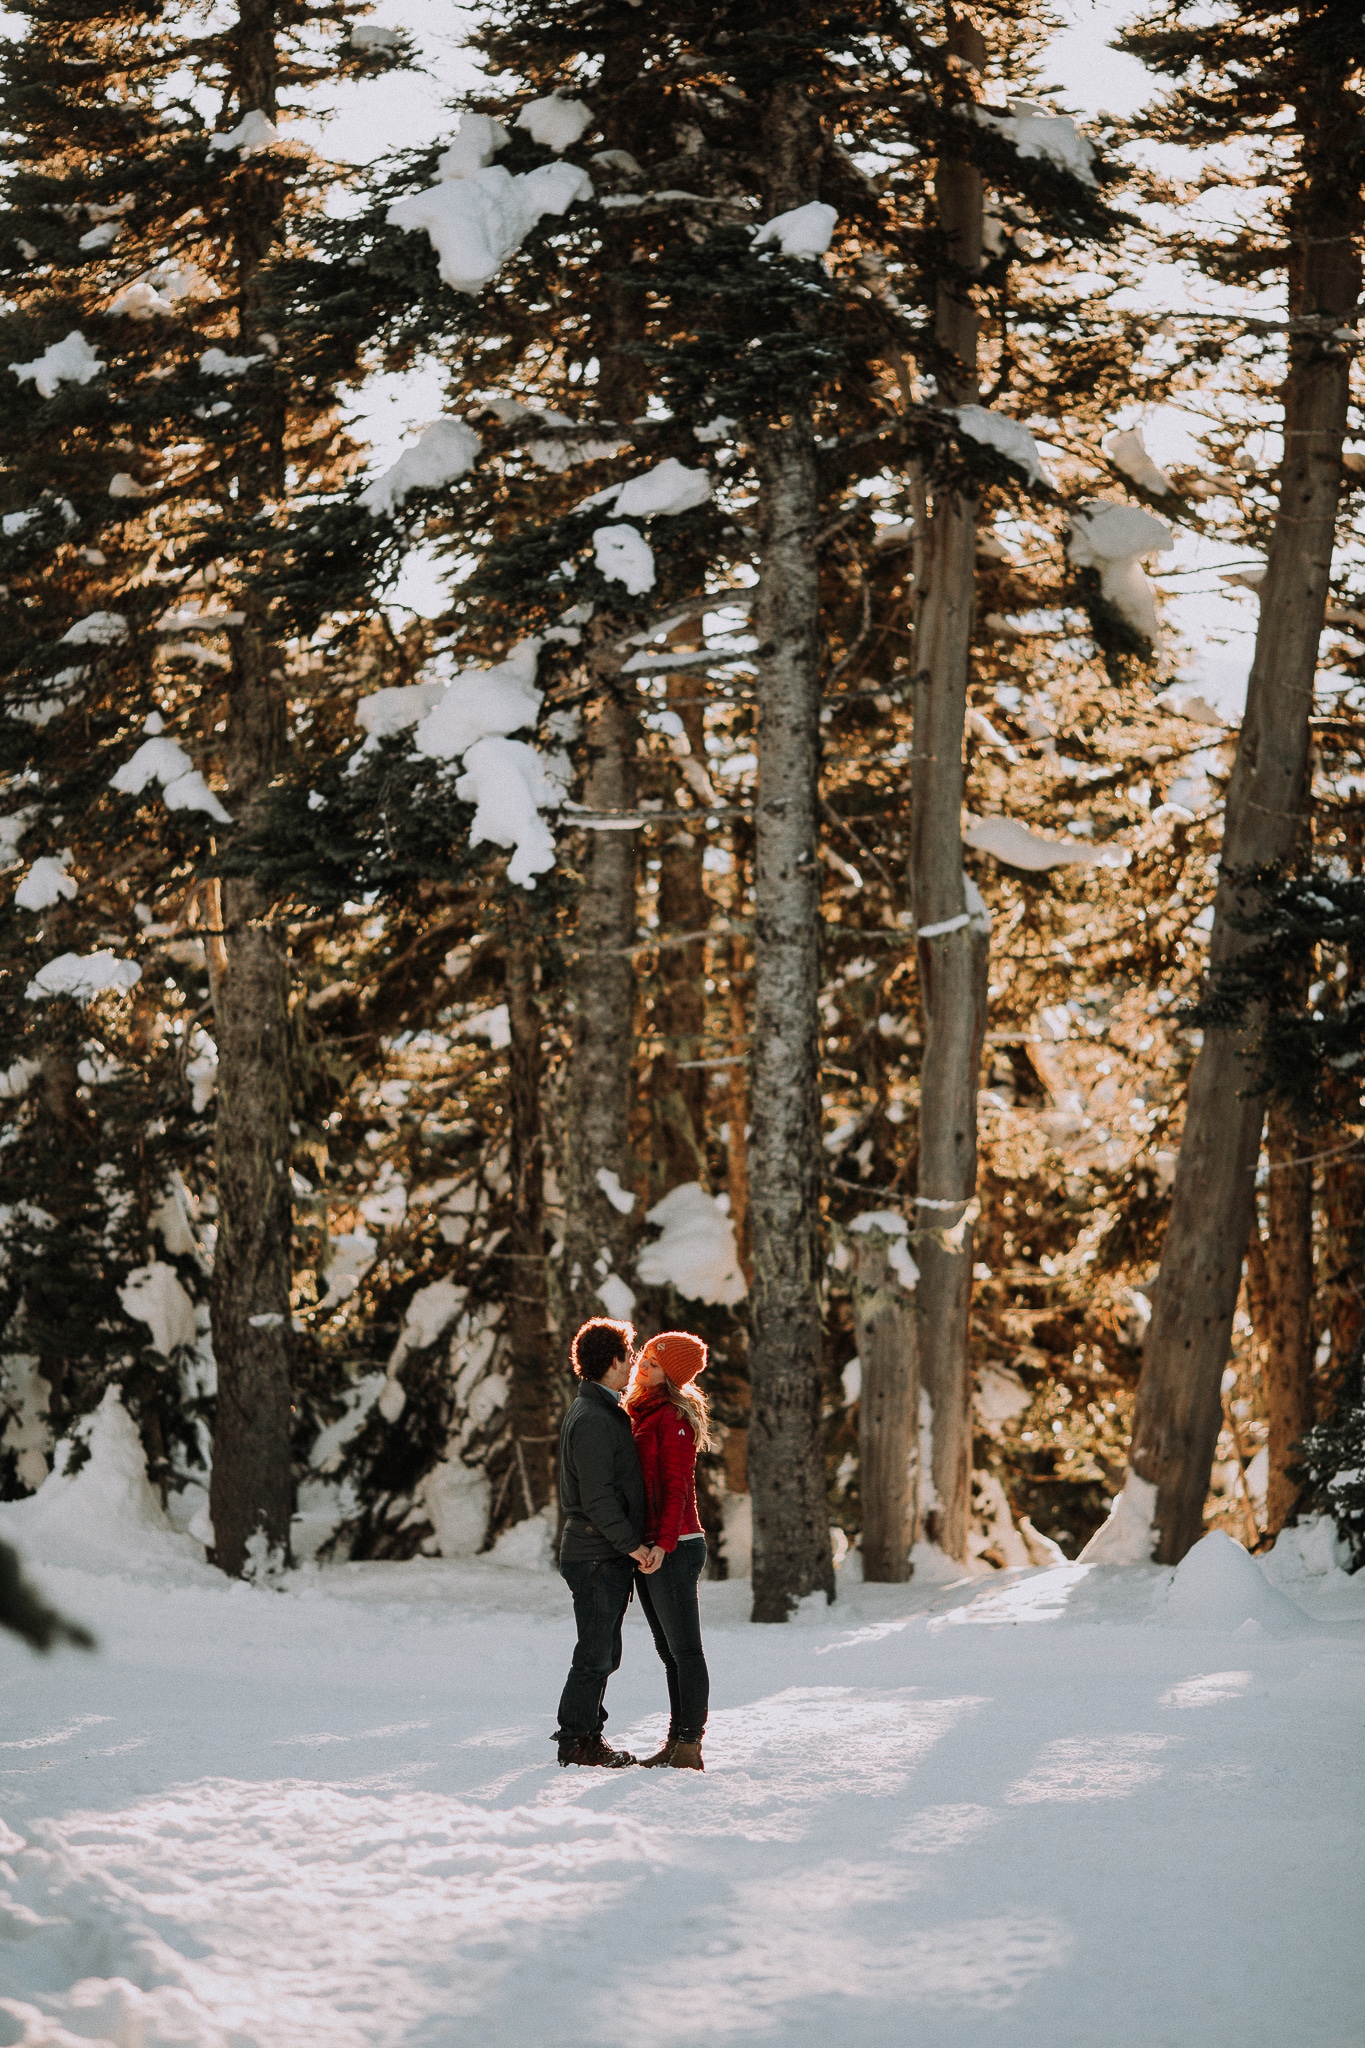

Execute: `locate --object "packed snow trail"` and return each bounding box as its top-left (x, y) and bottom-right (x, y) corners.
top-left (0, 1548), bottom-right (1361, 2048)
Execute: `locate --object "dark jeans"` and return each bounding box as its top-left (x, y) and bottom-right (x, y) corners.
top-left (556, 1554), bottom-right (636, 1738)
top-left (636, 1539), bottom-right (709, 1742)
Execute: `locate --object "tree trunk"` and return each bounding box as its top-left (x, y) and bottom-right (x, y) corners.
top-left (648, 674), bottom-right (709, 1196)
top-left (747, 81), bottom-right (834, 1623)
top-left (853, 1226), bottom-right (918, 1581)
top-left (1263, 1098), bottom-right (1314, 1534)
top-left (206, 3), bottom-right (294, 1579)
top-left (561, 662), bottom-right (640, 1338)
top-left (499, 895), bottom-right (552, 1527)
top-left (907, 22), bottom-right (988, 1562)
top-left (1127, 75), bottom-right (1361, 1564)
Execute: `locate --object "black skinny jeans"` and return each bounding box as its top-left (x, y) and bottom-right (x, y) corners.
top-left (556, 1554), bottom-right (636, 1738)
top-left (636, 1538), bottom-right (709, 1742)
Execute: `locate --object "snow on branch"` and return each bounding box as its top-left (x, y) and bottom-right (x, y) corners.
top-left (636, 1182), bottom-right (747, 1305)
top-left (9, 331), bottom-right (103, 398)
top-left (207, 110), bottom-right (280, 157)
top-left (973, 101), bottom-right (1097, 189)
top-left (25, 951), bottom-right (141, 1003)
top-left (15, 854), bottom-right (77, 912)
top-left (1104, 427), bottom-right (1172, 496)
top-left (60, 611), bottom-right (127, 647)
top-left (1068, 502), bottom-right (1174, 642)
top-left (359, 419), bottom-right (482, 516)
top-left (109, 737), bottom-right (232, 824)
top-left (594, 524), bottom-right (655, 593)
top-left (953, 407), bottom-right (1047, 486)
top-left (754, 201), bottom-right (838, 258)
top-left (964, 814), bottom-right (1131, 870)
top-left (516, 95), bottom-right (595, 152)
top-left (387, 137), bottom-right (592, 294)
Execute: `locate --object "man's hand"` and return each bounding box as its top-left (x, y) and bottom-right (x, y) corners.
top-left (630, 1544), bottom-right (664, 1575)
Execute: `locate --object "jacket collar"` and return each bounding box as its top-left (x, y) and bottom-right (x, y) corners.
top-left (578, 1378), bottom-right (628, 1417)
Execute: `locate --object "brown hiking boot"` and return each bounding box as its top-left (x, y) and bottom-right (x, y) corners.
top-left (554, 1731), bottom-right (637, 1769)
top-left (668, 1739), bottom-right (704, 1772)
top-left (638, 1733), bottom-right (679, 1769)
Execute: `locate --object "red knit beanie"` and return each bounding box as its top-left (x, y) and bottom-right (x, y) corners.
top-left (640, 1330), bottom-right (708, 1387)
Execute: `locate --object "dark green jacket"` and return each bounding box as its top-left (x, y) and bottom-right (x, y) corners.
top-left (559, 1380), bottom-right (644, 1563)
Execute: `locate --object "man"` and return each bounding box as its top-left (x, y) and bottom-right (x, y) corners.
top-left (553, 1317), bottom-right (662, 1768)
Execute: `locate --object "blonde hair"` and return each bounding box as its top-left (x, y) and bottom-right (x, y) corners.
top-left (658, 1375), bottom-right (716, 1454)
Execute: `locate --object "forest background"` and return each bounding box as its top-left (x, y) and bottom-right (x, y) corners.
top-left (0, 0), bottom-right (1362, 1620)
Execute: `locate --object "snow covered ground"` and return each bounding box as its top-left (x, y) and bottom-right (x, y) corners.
top-left (1, 1441), bottom-right (1363, 2048)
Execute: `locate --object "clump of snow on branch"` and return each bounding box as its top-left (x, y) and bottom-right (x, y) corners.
top-left (199, 346), bottom-right (266, 378)
top-left (15, 853), bottom-right (76, 912)
top-left (412, 638), bottom-right (544, 761)
top-left (964, 815), bottom-right (1130, 871)
top-left (593, 523), bottom-right (655, 593)
top-left (596, 1272), bottom-right (637, 1319)
top-left (110, 737), bottom-right (232, 824)
top-left (636, 1182), bottom-right (747, 1305)
top-left (208, 110), bottom-right (280, 156)
top-left (754, 201), bottom-right (838, 258)
top-left (1068, 502), bottom-right (1175, 642)
top-left (349, 680), bottom-right (446, 764)
top-left (351, 23), bottom-right (402, 49)
top-left (60, 611), bottom-right (127, 647)
top-left (596, 1168), bottom-right (636, 1215)
top-left (0, 811), bottom-right (35, 870)
top-left (1104, 427), bottom-right (1172, 496)
top-left (78, 220), bottom-right (120, 251)
top-left (359, 419), bottom-right (482, 515)
top-left (387, 122), bottom-right (592, 294)
top-left (9, 331), bottom-right (103, 398)
top-left (464, 1005), bottom-right (510, 1048)
top-left (119, 1261), bottom-right (197, 1355)
top-left (611, 458), bottom-right (712, 519)
top-left (26, 951), bottom-right (141, 1004)
top-left (516, 94), bottom-right (594, 152)
top-left (954, 407), bottom-right (1046, 486)
top-left (849, 1210), bottom-right (919, 1291)
top-left (975, 101), bottom-right (1097, 188)
top-left (456, 738), bottom-right (569, 890)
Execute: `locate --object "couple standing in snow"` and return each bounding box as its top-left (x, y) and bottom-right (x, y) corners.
top-left (553, 1317), bottom-right (713, 1772)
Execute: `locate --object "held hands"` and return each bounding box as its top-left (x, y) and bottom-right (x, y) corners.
top-left (631, 1544), bottom-right (665, 1575)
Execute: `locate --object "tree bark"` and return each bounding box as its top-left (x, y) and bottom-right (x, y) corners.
top-left (206, 1), bottom-right (293, 1579)
top-left (648, 674), bottom-right (709, 1196)
top-left (747, 81), bottom-right (834, 1623)
top-left (561, 663), bottom-right (640, 1339)
top-left (907, 21), bottom-right (988, 1562)
top-left (1127, 68), bottom-right (1361, 1564)
top-left (1262, 1098), bottom-right (1314, 1534)
top-left (853, 1226), bottom-right (918, 1581)
top-left (498, 895), bottom-right (552, 1527)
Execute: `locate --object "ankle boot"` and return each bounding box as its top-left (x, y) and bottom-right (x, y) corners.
top-left (638, 1730), bottom-right (679, 1769)
top-left (554, 1731), bottom-right (637, 1768)
top-left (668, 1738), bottom-right (704, 1772)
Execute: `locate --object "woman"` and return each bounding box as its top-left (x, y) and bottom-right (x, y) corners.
top-left (625, 1330), bottom-right (713, 1771)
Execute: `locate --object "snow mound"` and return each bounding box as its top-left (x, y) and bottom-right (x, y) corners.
top-left (593, 523), bottom-right (655, 592)
top-left (26, 951), bottom-right (141, 1004)
top-left (953, 406), bottom-right (1045, 486)
top-left (10, 330), bottom-right (104, 398)
top-left (387, 160), bottom-right (592, 295)
top-left (636, 1182), bottom-right (747, 1306)
top-left (975, 101), bottom-right (1097, 188)
top-left (754, 200), bottom-right (838, 258)
top-left (1259, 1515), bottom-right (1365, 1619)
top-left (1078, 1469), bottom-right (1157, 1563)
top-left (487, 1506), bottom-right (556, 1569)
top-left (964, 814), bottom-right (1130, 871)
top-left (516, 94), bottom-right (594, 152)
top-left (0, 1387), bottom-right (208, 1578)
top-left (359, 418), bottom-right (481, 516)
top-left (1164, 1532), bottom-right (1310, 1634)
top-left (1068, 502), bottom-right (1174, 642)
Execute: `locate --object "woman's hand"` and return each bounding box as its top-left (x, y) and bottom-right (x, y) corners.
top-left (630, 1544), bottom-right (663, 1574)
